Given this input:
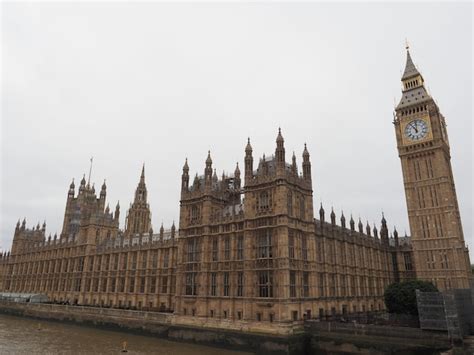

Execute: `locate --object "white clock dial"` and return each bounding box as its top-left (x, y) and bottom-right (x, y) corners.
top-left (404, 119), bottom-right (428, 141)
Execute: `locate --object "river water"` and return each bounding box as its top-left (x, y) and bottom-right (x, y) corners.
top-left (0, 314), bottom-right (252, 354)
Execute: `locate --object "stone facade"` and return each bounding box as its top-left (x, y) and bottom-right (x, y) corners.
top-left (0, 48), bottom-right (470, 330)
top-left (0, 170), bottom-right (178, 312)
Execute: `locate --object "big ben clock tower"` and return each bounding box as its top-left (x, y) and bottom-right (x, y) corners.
top-left (394, 46), bottom-right (472, 290)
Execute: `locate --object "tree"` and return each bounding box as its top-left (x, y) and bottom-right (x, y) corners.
top-left (384, 280), bottom-right (438, 315)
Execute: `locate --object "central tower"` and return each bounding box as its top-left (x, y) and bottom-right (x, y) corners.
top-left (394, 46), bottom-right (471, 290)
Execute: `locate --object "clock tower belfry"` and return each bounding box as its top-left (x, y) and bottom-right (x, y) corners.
top-left (394, 46), bottom-right (472, 290)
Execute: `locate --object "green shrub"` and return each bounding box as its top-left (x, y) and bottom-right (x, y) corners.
top-left (384, 280), bottom-right (438, 315)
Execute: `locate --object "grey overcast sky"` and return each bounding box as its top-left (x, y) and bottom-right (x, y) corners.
top-left (1, 2), bottom-right (472, 259)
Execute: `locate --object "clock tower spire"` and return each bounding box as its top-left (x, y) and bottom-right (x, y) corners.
top-left (394, 46), bottom-right (472, 290)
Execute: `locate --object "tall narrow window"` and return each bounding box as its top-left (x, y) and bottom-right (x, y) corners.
top-left (303, 272), bottom-right (309, 297)
top-left (258, 191), bottom-right (270, 211)
top-left (237, 272), bottom-right (244, 297)
top-left (210, 273), bottom-right (217, 296)
top-left (185, 273), bottom-right (197, 296)
top-left (258, 270), bottom-right (273, 298)
top-left (287, 191), bottom-right (293, 216)
top-left (301, 235), bottom-right (308, 261)
top-left (237, 235), bottom-right (244, 260)
top-left (212, 238), bottom-right (218, 261)
top-left (161, 276), bottom-right (168, 293)
top-left (224, 237), bottom-right (230, 260)
top-left (288, 231), bottom-right (295, 259)
top-left (223, 272), bottom-right (230, 296)
top-left (319, 273), bottom-right (325, 297)
top-left (300, 195), bottom-right (305, 219)
top-left (257, 229), bottom-right (272, 259)
top-left (163, 249), bottom-right (169, 268)
top-left (290, 271), bottom-right (296, 298)
top-left (187, 238), bottom-right (198, 262)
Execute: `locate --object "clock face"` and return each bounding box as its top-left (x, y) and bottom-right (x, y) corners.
top-left (404, 119), bottom-right (428, 141)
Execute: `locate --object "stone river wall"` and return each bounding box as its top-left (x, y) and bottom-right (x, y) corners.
top-left (0, 301), bottom-right (306, 354)
top-left (0, 301), bottom-right (461, 354)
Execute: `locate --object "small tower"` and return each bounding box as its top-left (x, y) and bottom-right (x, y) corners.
top-left (182, 158), bottom-right (189, 194)
top-left (380, 213), bottom-right (389, 246)
top-left (302, 144), bottom-right (311, 182)
top-left (68, 178), bottom-right (75, 199)
top-left (205, 151), bottom-right (213, 190)
top-left (340, 211), bottom-right (346, 229)
top-left (291, 152), bottom-right (297, 176)
top-left (244, 138), bottom-right (253, 184)
top-left (393, 227), bottom-right (399, 247)
top-left (349, 215), bottom-right (355, 231)
top-left (171, 221), bottom-right (176, 239)
top-left (159, 223), bottom-right (164, 241)
top-left (366, 221), bottom-right (371, 236)
top-left (358, 218), bottom-right (364, 234)
top-left (234, 162), bottom-right (241, 189)
top-left (99, 179), bottom-right (107, 210)
top-left (124, 165), bottom-right (151, 236)
top-left (275, 128), bottom-right (286, 176)
top-left (319, 203), bottom-right (325, 222)
top-left (114, 201), bottom-right (120, 221)
top-left (330, 208), bottom-right (336, 225)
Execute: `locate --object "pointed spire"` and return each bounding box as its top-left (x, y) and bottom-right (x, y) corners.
top-left (183, 158), bottom-right (189, 173)
top-left (402, 45), bottom-right (421, 80)
top-left (302, 143), bottom-right (311, 181)
top-left (234, 162), bottom-right (240, 177)
top-left (358, 218), bottom-right (363, 233)
top-left (275, 128), bottom-right (285, 169)
top-left (276, 127), bottom-right (284, 143)
top-left (100, 179), bottom-right (106, 196)
top-left (245, 137), bottom-right (252, 153)
top-left (340, 211), bottom-right (346, 229)
top-left (330, 207), bottom-right (336, 225)
top-left (349, 215), bottom-right (355, 231)
top-left (373, 224), bottom-right (379, 239)
top-left (206, 150), bottom-right (212, 165)
top-left (171, 221), bottom-right (176, 238)
top-left (291, 152), bottom-right (297, 175)
top-left (80, 174), bottom-right (86, 186)
top-left (319, 203), bottom-right (325, 222)
top-left (70, 178), bottom-right (75, 189)
top-left (366, 221), bottom-right (371, 236)
top-left (303, 143), bottom-right (309, 158)
top-left (140, 163), bottom-right (145, 182)
top-left (212, 168), bottom-right (218, 182)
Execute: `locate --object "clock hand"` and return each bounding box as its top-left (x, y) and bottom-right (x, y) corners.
top-left (409, 122), bottom-right (418, 133)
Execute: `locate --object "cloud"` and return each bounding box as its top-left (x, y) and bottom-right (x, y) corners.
top-left (1, 2), bottom-right (472, 260)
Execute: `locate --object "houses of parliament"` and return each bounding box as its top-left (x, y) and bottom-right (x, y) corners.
top-left (0, 48), bottom-right (471, 329)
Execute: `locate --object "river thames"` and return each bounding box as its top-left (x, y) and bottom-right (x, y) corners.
top-left (0, 314), bottom-right (252, 354)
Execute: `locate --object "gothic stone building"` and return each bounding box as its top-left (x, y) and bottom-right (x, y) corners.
top-left (0, 48), bottom-right (471, 328)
